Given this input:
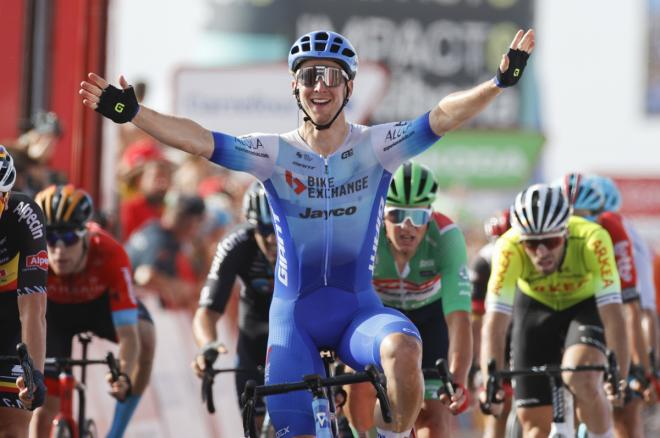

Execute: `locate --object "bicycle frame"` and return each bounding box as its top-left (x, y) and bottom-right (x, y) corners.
top-left (48, 334), bottom-right (119, 438)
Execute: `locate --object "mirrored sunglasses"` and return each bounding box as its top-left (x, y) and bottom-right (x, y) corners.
top-left (46, 229), bottom-right (86, 247)
top-left (384, 207), bottom-right (433, 227)
top-left (520, 236), bottom-right (564, 251)
top-left (296, 66), bottom-right (348, 88)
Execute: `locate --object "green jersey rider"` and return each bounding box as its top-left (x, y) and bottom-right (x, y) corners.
top-left (344, 162), bottom-right (472, 438)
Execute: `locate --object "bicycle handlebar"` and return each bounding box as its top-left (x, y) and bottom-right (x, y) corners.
top-left (240, 364), bottom-right (392, 438)
top-left (45, 351), bottom-right (121, 379)
top-left (201, 365), bottom-right (259, 414)
top-left (483, 350), bottom-right (620, 406)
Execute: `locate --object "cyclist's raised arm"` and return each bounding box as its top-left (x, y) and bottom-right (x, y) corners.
top-left (80, 73), bottom-right (214, 158)
top-left (429, 29), bottom-right (534, 137)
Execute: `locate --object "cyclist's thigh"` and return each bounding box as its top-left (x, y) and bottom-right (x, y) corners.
top-left (235, 331), bottom-right (268, 414)
top-left (0, 407), bottom-right (31, 435)
top-left (337, 305), bottom-right (420, 372)
top-left (266, 297), bottom-right (325, 437)
top-left (403, 301), bottom-right (448, 399)
top-left (564, 297), bottom-right (607, 355)
top-left (136, 299), bottom-right (154, 324)
top-left (511, 293), bottom-right (565, 408)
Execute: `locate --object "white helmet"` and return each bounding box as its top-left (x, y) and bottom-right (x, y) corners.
top-left (511, 184), bottom-right (570, 237)
top-left (0, 145), bottom-right (17, 192)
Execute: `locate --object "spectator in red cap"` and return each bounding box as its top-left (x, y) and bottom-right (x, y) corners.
top-left (118, 139), bottom-right (173, 241)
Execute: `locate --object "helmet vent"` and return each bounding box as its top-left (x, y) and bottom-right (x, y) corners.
top-left (301, 36), bottom-right (310, 42)
top-left (330, 44), bottom-right (341, 53)
top-left (341, 48), bottom-right (355, 58)
top-left (302, 42), bottom-right (310, 52)
top-left (316, 32), bottom-right (329, 41)
top-left (290, 46), bottom-right (299, 55)
top-left (314, 42), bottom-right (326, 51)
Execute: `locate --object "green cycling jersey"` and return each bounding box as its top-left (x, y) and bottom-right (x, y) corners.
top-left (372, 212), bottom-right (472, 313)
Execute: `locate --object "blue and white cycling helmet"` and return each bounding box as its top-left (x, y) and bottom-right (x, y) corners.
top-left (555, 172), bottom-right (604, 212)
top-left (595, 176), bottom-right (622, 213)
top-left (288, 30), bottom-right (359, 79)
top-left (511, 184), bottom-right (571, 237)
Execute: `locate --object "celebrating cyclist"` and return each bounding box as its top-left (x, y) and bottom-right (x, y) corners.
top-left (481, 184), bottom-right (629, 438)
top-left (0, 145), bottom-right (47, 435)
top-left (80, 27), bottom-right (534, 437)
top-left (191, 181), bottom-right (276, 426)
top-left (30, 184), bottom-right (155, 438)
top-left (343, 162), bottom-right (472, 437)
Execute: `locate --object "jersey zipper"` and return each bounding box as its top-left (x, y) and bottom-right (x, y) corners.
top-left (323, 157), bottom-right (331, 286)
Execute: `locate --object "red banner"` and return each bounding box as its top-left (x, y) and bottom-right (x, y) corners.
top-left (614, 177), bottom-right (660, 216)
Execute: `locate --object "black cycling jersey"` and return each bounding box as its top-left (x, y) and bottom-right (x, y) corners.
top-left (199, 223), bottom-right (273, 413)
top-left (199, 224), bottom-right (273, 337)
top-left (0, 192), bottom-right (47, 355)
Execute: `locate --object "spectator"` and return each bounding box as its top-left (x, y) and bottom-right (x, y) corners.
top-left (125, 192), bottom-right (206, 311)
top-left (118, 139), bottom-right (173, 241)
top-left (8, 111), bottom-right (66, 197)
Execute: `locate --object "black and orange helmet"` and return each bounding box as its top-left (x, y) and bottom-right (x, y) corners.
top-left (35, 184), bottom-right (93, 230)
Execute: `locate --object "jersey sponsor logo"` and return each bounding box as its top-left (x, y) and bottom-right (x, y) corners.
top-left (275, 426), bottom-right (290, 438)
top-left (383, 121), bottom-right (414, 151)
top-left (419, 259), bottom-right (434, 269)
top-left (295, 151), bottom-right (313, 162)
top-left (592, 239), bottom-right (616, 288)
top-left (316, 412), bottom-right (329, 428)
top-left (369, 197), bottom-right (386, 272)
top-left (13, 202), bottom-right (44, 239)
top-left (285, 170), bottom-right (306, 195)
top-left (306, 175), bottom-right (369, 199)
top-left (25, 250), bottom-right (48, 271)
top-left (491, 249), bottom-right (513, 295)
top-left (292, 161), bottom-right (315, 170)
top-left (234, 136), bottom-right (268, 158)
top-left (341, 148), bottom-right (353, 159)
top-left (273, 212), bottom-right (288, 286)
top-left (298, 206), bottom-right (357, 219)
top-left (530, 278), bottom-right (588, 295)
top-left (613, 241), bottom-right (634, 283)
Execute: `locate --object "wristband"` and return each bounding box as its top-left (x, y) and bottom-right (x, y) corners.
top-left (95, 84), bottom-right (139, 123)
top-left (452, 382), bottom-right (469, 415)
top-left (494, 48), bottom-right (530, 88)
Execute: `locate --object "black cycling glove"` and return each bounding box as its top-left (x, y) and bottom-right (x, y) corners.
top-left (30, 370), bottom-right (46, 410)
top-left (200, 341), bottom-right (222, 366)
top-left (494, 48), bottom-right (530, 88)
top-left (95, 84), bottom-right (139, 123)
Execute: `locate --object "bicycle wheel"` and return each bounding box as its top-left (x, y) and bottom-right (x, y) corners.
top-left (82, 419), bottom-right (98, 438)
top-left (52, 419), bottom-right (74, 438)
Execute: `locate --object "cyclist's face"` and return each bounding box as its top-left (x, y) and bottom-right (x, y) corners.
top-left (255, 229), bottom-right (277, 264)
top-left (521, 234), bottom-right (566, 275)
top-left (47, 234), bottom-right (87, 275)
top-left (292, 60), bottom-right (353, 124)
top-left (384, 210), bottom-right (428, 256)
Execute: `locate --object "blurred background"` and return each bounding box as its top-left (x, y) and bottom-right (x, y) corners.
top-left (1, 0), bottom-right (659, 436)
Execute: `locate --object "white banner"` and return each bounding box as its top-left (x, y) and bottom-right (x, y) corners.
top-left (173, 62), bottom-right (389, 134)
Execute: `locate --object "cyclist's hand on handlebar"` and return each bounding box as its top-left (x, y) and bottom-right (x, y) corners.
top-left (478, 387), bottom-right (505, 417)
top-left (439, 382), bottom-right (469, 415)
top-left (604, 379), bottom-right (627, 407)
top-left (16, 370), bottom-right (46, 410)
top-left (191, 341), bottom-right (228, 378)
top-left (107, 372), bottom-right (132, 401)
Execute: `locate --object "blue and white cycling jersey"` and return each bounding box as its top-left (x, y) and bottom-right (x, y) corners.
top-left (209, 112), bottom-right (441, 298)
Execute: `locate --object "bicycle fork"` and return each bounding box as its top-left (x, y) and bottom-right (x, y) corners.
top-left (548, 374), bottom-right (575, 438)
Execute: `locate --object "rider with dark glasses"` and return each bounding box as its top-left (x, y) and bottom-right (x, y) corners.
top-left (33, 184), bottom-right (155, 438)
top-left (192, 181), bottom-right (277, 430)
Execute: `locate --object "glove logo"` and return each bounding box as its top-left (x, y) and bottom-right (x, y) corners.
top-left (514, 68), bottom-right (520, 77)
top-left (115, 103), bottom-right (125, 113)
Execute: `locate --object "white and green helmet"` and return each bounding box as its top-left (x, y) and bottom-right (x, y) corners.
top-left (386, 161), bottom-right (438, 207)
